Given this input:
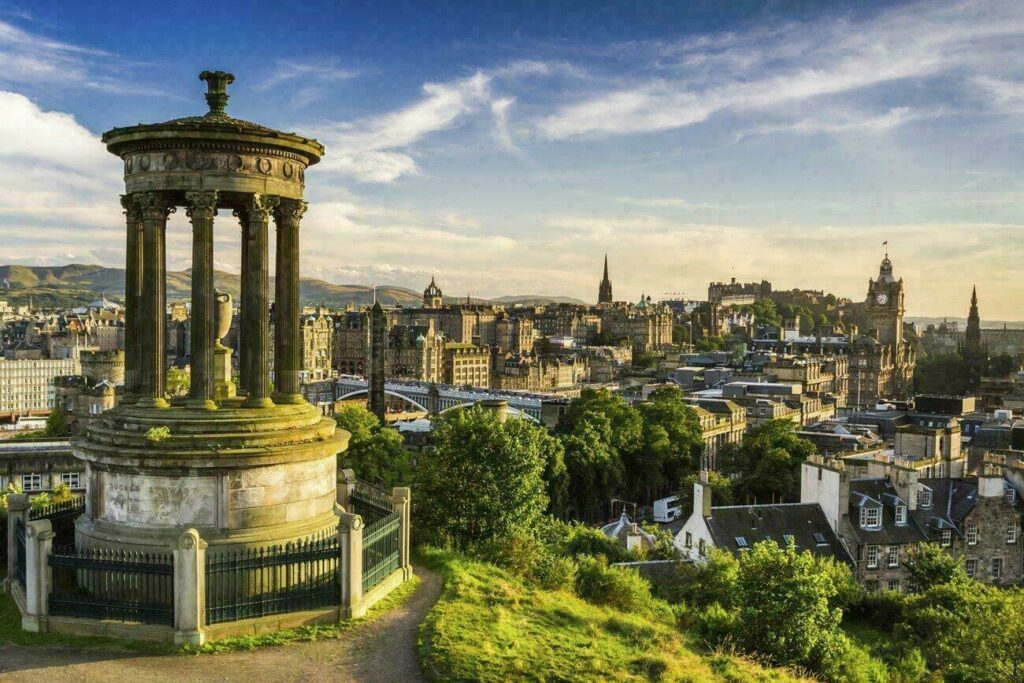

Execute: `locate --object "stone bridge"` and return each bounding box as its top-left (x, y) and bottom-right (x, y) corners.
top-left (333, 377), bottom-right (550, 421)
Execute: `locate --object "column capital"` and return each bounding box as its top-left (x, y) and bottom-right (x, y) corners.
top-left (120, 194), bottom-right (142, 222)
top-left (238, 193), bottom-right (280, 223)
top-left (184, 190), bottom-right (219, 222)
top-left (131, 191), bottom-right (176, 221)
top-left (274, 198), bottom-right (308, 225)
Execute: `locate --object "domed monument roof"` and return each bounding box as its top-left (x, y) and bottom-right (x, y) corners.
top-left (101, 71), bottom-right (323, 205)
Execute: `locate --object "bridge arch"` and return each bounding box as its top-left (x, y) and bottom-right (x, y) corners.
top-left (438, 401), bottom-right (540, 423)
top-left (336, 389), bottom-right (429, 413)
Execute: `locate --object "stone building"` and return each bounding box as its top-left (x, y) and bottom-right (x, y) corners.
top-left (962, 286), bottom-right (986, 390)
top-left (301, 310), bottom-right (333, 381)
top-left (333, 310), bottom-right (370, 376)
top-left (491, 352), bottom-right (587, 392)
top-left (598, 254), bottom-right (613, 305)
top-left (495, 313), bottom-right (534, 354)
top-left (53, 350), bottom-right (123, 434)
top-left (0, 356), bottom-right (77, 413)
top-left (533, 304), bottom-right (601, 346)
top-left (600, 296), bottom-right (673, 352)
top-left (0, 440), bottom-right (86, 498)
top-left (443, 342), bottom-right (490, 388)
top-left (686, 397), bottom-right (746, 468)
top-left (802, 456), bottom-right (1023, 590)
top-left (423, 276), bottom-right (443, 309)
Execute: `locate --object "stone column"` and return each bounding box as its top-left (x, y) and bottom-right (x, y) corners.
top-left (239, 194), bottom-right (278, 408)
top-left (272, 199), bottom-right (307, 404)
top-left (120, 195), bottom-right (143, 402)
top-left (5, 493), bottom-right (29, 593)
top-left (185, 191), bottom-right (218, 410)
top-left (337, 468), bottom-right (357, 510)
top-left (337, 509), bottom-right (364, 619)
top-left (133, 191), bottom-right (174, 409)
top-left (235, 210), bottom-right (249, 394)
top-left (392, 487), bottom-right (413, 580)
top-left (173, 528), bottom-right (207, 646)
top-left (23, 519), bottom-right (54, 633)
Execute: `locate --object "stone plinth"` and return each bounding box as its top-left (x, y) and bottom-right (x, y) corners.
top-left (72, 400), bottom-right (350, 552)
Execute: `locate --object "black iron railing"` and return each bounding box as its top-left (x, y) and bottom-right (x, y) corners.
top-left (362, 512), bottom-right (400, 593)
top-left (205, 533), bottom-right (340, 625)
top-left (29, 496), bottom-right (85, 546)
top-left (14, 517), bottom-right (26, 588)
top-left (351, 482), bottom-right (393, 526)
top-left (49, 546), bottom-right (174, 626)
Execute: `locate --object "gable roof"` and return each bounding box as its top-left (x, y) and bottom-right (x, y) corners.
top-left (847, 479), bottom-right (929, 545)
top-left (705, 502), bottom-right (853, 565)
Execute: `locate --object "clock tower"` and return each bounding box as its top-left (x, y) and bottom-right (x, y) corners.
top-left (865, 255), bottom-right (904, 345)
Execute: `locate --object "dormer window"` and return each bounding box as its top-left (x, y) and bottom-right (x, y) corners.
top-left (895, 505), bottom-right (907, 526)
top-left (1006, 487), bottom-right (1017, 505)
top-left (941, 529), bottom-right (952, 547)
top-left (860, 506), bottom-right (882, 529)
top-left (918, 488), bottom-right (933, 508)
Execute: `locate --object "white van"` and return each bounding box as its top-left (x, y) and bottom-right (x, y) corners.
top-left (653, 495), bottom-right (681, 523)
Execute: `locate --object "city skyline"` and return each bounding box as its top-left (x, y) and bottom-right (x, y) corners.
top-left (1, 0), bottom-right (1023, 317)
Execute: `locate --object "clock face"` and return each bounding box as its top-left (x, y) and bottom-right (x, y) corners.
top-left (876, 293), bottom-right (889, 305)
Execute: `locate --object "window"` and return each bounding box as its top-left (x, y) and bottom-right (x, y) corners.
top-left (865, 580), bottom-right (879, 593)
top-left (941, 529), bottom-right (952, 547)
top-left (967, 523), bottom-right (978, 545)
top-left (908, 579), bottom-right (920, 593)
top-left (60, 472), bottom-right (80, 489)
top-left (866, 545), bottom-right (880, 569)
top-left (813, 532), bottom-right (828, 545)
top-left (1006, 488), bottom-right (1017, 505)
top-left (887, 579), bottom-right (900, 593)
top-left (992, 558), bottom-right (1003, 579)
top-left (887, 545), bottom-right (899, 568)
top-left (1008, 523), bottom-right (1018, 545)
top-left (895, 505), bottom-right (907, 525)
top-left (965, 559), bottom-right (977, 577)
top-left (684, 532), bottom-right (692, 548)
top-left (735, 536), bottom-right (748, 548)
top-left (698, 539), bottom-right (706, 557)
top-left (918, 489), bottom-right (933, 508)
top-left (860, 506), bottom-right (881, 529)
top-left (21, 473), bottom-right (42, 491)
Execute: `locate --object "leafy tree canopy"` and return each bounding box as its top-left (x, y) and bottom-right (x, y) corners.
top-left (717, 420), bottom-right (816, 503)
top-left (335, 404), bottom-right (412, 489)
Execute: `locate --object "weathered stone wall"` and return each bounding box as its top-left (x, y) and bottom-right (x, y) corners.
top-left (949, 495), bottom-right (1023, 585)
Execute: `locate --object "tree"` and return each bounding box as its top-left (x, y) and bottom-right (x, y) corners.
top-left (904, 542), bottom-right (968, 590)
top-left (335, 405), bottom-right (411, 488)
top-left (989, 352), bottom-right (1019, 378)
top-left (717, 420), bottom-right (816, 503)
top-left (415, 407), bottom-right (550, 548)
top-left (913, 353), bottom-right (970, 395)
top-left (590, 330), bottom-right (619, 346)
top-left (44, 407), bottom-right (68, 437)
top-left (679, 470), bottom-right (733, 512)
top-left (561, 414), bottom-right (624, 522)
top-left (733, 541), bottom-right (852, 675)
top-left (629, 386), bottom-right (703, 498)
top-left (166, 366), bottom-right (190, 397)
top-left (695, 336), bottom-right (724, 352)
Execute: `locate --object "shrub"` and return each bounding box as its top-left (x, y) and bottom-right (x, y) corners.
top-left (847, 589), bottom-right (906, 630)
top-left (471, 530), bottom-right (546, 578)
top-left (145, 426), bottom-right (171, 443)
top-left (561, 523), bottom-right (633, 563)
top-left (574, 556), bottom-right (670, 621)
top-left (694, 603), bottom-right (736, 647)
top-left (530, 553), bottom-right (577, 592)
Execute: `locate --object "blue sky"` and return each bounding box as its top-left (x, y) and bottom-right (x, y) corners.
top-left (1, 0), bottom-right (1022, 318)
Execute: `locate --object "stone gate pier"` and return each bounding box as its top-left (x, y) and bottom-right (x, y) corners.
top-left (73, 71), bottom-right (347, 553)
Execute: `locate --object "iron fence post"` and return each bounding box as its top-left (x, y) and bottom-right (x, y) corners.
top-left (391, 487), bottom-right (413, 580)
top-left (173, 528), bottom-right (207, 646)
top-left (5, 493), bottom-right (29, 594)
top-left (337, 509), bottom-right (364, 619)
top-left (337, 468), bottom-right (357, 511)
top-left (23, 518), bottom-right (54, 632)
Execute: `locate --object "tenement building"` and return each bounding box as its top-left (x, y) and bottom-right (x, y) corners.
top-left (847, 255), bottom-right (916, 407)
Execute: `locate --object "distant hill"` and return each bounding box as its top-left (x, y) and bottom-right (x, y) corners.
top-left (0, 264), bottom-right (422, 309)
top-left (491, 295), bottom-right (590, 306)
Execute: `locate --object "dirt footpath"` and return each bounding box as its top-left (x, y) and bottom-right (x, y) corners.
top-left (0, 567), bottom-right (441, 683)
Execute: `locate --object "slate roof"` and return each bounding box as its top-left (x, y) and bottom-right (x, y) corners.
top-left (705, 503), bottom-right (853, 564)
top-left (846, 479), bottom-right (929, 546)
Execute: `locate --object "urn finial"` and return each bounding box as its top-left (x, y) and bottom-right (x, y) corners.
top-left (199, 70), bottom-right (235, 117)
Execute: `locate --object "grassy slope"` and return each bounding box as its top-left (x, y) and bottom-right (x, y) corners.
top-left (417, 548), bottom-right (802, 683)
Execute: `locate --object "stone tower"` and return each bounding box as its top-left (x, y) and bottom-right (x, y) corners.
top-left (423, 276), bottom-right (443, 309)
top-left (369, 301), bottom-right (387, 422)
top-left (964, 286), bottom-right (986, 388)
top-left (864, 254), bottom-right (905, 345)
top-left (598, 254), bottom-right (613, 304)
top-left (73, 71), bottom-right (349, 554)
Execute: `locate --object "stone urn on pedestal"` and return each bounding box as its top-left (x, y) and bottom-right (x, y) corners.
top-left (213, 290), bottom-right (236, 400)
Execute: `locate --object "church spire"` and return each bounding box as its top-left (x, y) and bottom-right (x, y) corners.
top-left (598, 254), bottom-right (613, 304)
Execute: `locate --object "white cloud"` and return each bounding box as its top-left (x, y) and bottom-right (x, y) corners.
top-left (615, 196), bottom-right (723, 210)
top-left (535, 0), bottom-right (1024, 139)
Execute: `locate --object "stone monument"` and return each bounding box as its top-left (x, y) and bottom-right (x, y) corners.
top-left (72, 71), bottom-right (349, 552)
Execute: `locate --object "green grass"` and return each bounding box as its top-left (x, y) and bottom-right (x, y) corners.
top-left (0, 568), bottom-right (419, 656)
top-left (416, 547), bottom-right (803, 682)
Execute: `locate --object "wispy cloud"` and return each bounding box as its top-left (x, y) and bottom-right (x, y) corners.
top-left (0, 18), bottom-right (161, 94)
top-left (615, 196), bottom-right (724, 210)
top-left (535, 0), bottom-right (1024, 140)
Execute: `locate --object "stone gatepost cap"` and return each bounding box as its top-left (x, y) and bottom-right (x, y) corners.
top-left (337, 511), bottom-right (363, 531)
top-left (7, 493), bottom-right (30, 510)
top-left (178, 528), bottom-right (208, 550)
top-left (25, 518), bottom-right (52, 537)
top-left (339, 469), bottom-right (357, 484)
top-left (392, 487), bottom-right (412, 501)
